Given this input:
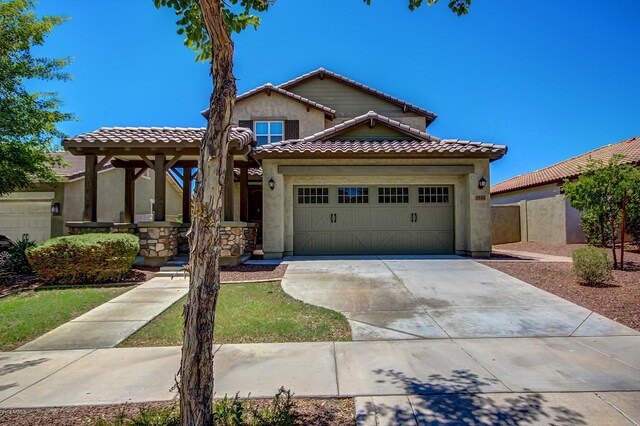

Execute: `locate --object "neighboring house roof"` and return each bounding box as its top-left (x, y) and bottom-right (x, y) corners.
top-left (49, 151), bottom-right (182, 190)
top-left (63, 126), bottom-right (254, 149)
top-left (491, 135), bottom-right (640, 195)
top-left (255, 111), bottom-right (507, 160)
top-left (50, 151), bottom-right (111, 180)
top-left (277, 67), bottom-right (438, 123)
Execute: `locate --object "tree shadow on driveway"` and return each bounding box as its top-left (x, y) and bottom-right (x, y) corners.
top-left (358, 369), bottom-right (587, 425)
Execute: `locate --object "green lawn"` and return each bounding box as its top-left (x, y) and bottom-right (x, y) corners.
top-left (0, 286), bottom-right (133, 351)
top-left (121, 282), bottom-right (351, 347)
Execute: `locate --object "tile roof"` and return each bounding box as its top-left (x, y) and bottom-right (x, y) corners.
top-left (277, 67), bottom-right (438, 122)
top-left (63, 126), bottom-right (254, 149)
top-left (491, 135), bottom-right (640, 195)
top-left (255, 111), bottom-right (506, 159)
top-left (233, 167), bottom-right (263, 178)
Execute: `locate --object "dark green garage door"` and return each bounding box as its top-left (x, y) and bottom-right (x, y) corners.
top-left (293, 185), bottom-right (454, 255)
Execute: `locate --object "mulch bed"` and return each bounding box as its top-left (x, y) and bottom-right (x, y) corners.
top-left (0, 265), bottom-right (158, 298)
top-left (480, 245), bottom-right (640, 332)
top-left (0, 398), bottom-right (355, 426)
top-left (221, 263), bottom-right (287, 283)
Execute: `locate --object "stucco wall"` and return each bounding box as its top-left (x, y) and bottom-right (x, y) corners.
top-left (62, 168), bottom-right (182, 234)
top-left (491, 205), bottom-right (521, 244)
top-left (286, 77), bottom-right (428, 130)
top-left (233, 91), bottom-right (326, 138)
top-left (525, 195), bottom-right (567, 244)
top-left (492, 184), bottom-right (586, 244)
top-left (261, 158), bottom-right (491, 258)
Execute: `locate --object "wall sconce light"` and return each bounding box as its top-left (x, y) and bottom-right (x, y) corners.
top-left (51, 202), bottom-right (61, 215)
top-left (478, 176), bottom-right (487, 190)
top-left (268, 178), bottom-right (275, 191)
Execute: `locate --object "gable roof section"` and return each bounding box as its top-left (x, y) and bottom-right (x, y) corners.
top-left (255, 111), bottom-right (506, 159)
top-left (492, 135), bottom-right (640, 195)
top-left (278, 68), bottom-right (438, 123)
top-left (63, 126), bottom-right (254, 149)
top-left (236, 83), bottom-right (336, 118)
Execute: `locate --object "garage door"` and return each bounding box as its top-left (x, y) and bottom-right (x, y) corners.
top-left (0, 192), bottom-right (53, 242)
top-left (293, 185), bottom-right (454, 255)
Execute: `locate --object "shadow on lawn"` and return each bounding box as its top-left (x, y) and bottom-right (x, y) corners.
top-left (358, 369), bottom-right (587, 425)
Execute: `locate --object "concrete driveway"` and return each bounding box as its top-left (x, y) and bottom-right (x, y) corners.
top-left (282, 257), bottom-right (639, 340)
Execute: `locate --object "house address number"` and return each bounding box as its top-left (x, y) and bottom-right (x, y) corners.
top-left (475, 195), bottom-right (487, 201)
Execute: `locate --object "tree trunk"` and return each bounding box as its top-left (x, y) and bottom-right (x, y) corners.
top-left (179, 1), bottom-right (236, 425)
top-left (610, 216), bottom-right (618, 270)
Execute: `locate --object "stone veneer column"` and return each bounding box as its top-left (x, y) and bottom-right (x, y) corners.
top-left (137, 222), bottom-right (181, 266)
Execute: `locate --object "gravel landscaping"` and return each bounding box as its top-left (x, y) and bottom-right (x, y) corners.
top-left (0, 398), bottom-right (355, 426)
top-left (483, 243), bottom-right (640, 331)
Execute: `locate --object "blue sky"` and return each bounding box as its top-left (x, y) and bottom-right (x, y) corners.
top-left (32, 0), bottom-right (640, 184)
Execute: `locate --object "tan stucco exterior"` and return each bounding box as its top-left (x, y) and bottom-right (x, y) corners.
top-left (0, 168), bottom-right (182, 241)
top-left (261, 157), bottom-right (492, 258)
top-left (233, 91), bottom-right (327, 137)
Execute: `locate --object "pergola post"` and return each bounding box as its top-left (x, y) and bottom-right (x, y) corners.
top-left (124, 168), bottom-right (135, 223)
top-left (83, 154), bottom-right (98, 222)
top-left (224, 154), bottom-right (234, 221)
top-left (239, 166), bottom-right (249, 222)
top-left (154, 153), bottom-right (166, 221)
top-left (182, 167), bottom-right (192, 224)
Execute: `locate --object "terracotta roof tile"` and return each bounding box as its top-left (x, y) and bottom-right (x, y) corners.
top-left (255, 111), bottom-right (506, 159)
top-left (63, 126), bottom-right (254, 149)
top-left (278, 67), bottom-right (437, 122)
top-left (491, 135), bottom-right (640, 195)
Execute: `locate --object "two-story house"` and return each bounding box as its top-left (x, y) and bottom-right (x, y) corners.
top-left (60, 67), bottom-right (507, 264)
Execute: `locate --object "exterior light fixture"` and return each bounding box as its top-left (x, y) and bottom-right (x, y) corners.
top-left (51, 202), bottom-right (61, 215)
top-left (268, 178), bottom-right (275, 190)
top-left (478, 176), bottom-right (487, 190)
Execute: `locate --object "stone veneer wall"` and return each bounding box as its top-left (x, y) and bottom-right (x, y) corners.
top-left (138, 224), bottom-right (179, 260)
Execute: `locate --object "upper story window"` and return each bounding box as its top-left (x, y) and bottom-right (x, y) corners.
top-left (255, 121), bottom-right (284, 145)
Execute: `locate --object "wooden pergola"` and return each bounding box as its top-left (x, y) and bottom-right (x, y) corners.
top-left (62, 127), bottom-right (258, 224)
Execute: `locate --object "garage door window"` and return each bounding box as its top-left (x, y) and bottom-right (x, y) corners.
top-left (338, 187), bottom-right (368, 204)
top-left (419, 187), bottom-right (450, 204)
top-left (378, 187), bottom-right (409, 204)
top-left (297, 187), bottom-right (329, 204)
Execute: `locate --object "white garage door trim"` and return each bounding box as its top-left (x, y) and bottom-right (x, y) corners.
top-left (293, 185), bottom-right (454, 255)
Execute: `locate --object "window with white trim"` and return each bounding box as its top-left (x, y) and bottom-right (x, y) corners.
top-left (297, 187), bottom-right (329, 204)
top-left (255, 121), bottom-right (284, 145)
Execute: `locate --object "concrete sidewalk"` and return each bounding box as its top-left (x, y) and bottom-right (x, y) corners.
top-left (17, 277), bottom-right (189, 351)
top-left (2, 337), bottom-right (640, 412)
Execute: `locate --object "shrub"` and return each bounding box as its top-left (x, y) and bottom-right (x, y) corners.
top-left (4, 234), bottom-right (36, 274)
top-left (572, 246), bottom-right (612, 286)
top-left (27, 233), bottom-right (139, 285)
top-left (92, 388), bottom-right (296, 426)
